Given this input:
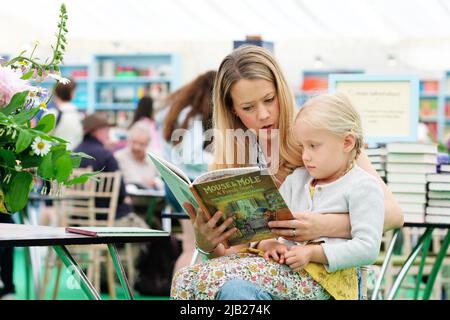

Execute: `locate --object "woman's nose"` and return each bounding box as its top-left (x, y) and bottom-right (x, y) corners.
top-left (257, 105), bottom-right (270, 121)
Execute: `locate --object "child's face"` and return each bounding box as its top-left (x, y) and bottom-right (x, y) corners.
top-left (230, 78), bottom-right (280, 141)
top-left (294, 119), bottom-right (352, 183)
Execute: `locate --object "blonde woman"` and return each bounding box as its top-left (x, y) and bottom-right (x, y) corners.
top-left (172, 45), bottom-right (403, 300)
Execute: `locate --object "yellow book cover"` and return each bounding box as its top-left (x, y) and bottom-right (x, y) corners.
top-left (148, 152), bottom-right (294, 248)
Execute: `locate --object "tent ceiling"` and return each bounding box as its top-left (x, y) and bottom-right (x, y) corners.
top-left (2, 0), bottom-right (450, 43)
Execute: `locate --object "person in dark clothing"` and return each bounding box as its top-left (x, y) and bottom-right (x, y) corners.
top-left (74, 113), bottom-right (148, 226)
top-left (0, 213), bottom-right (15, 299)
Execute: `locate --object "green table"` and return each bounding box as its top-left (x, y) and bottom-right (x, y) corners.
top-left (372, 221), bottom-right (450, 300)
top-left (0, 223), bottom-right (169, 300)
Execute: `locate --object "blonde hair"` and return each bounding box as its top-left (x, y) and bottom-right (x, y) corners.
top-left (211, 45), bottom-right (302, 183)
top-left (296, 92), bottom-right (364, 160)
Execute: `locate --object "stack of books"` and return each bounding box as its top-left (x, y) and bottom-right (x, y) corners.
top-left (425, 154), bottom-right (450, 224)
top-left (366, 146), bottom-right (387, 181)
top-left (386, 142), bottom-right (438, 223)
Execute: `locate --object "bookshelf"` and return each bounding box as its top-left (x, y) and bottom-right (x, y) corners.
top-left (88, 53), bottom-right (181, 127)
top-left (39, 64), bottom-right (89, 110)
top-left (419, 79), bottom-right (440, 141)
top-left (442, 71), bottom-right (450, 145)
top-left (296, 69), bottom-right (364, 107)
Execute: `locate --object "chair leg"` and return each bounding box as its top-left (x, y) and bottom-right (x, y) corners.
top-left (52, 261), bottom-right (62, 300)
top-left (40, 248), bottom-right (53, 299)
top-left (107, 254), bottom-right (116, 299)
top-left (125, 244), bottom-right (135, 288)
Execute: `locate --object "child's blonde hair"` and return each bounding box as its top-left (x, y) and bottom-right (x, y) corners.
top-left (296, 92), bottom-right (364, 160)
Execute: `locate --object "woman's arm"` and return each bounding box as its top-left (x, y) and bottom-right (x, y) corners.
top-left (356, 150), bottom-right (404, 231)
top-left (269, 211), bottom-right (352, 241)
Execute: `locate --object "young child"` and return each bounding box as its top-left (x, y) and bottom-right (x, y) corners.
top-left (258, 92), bottom-right (385, 300)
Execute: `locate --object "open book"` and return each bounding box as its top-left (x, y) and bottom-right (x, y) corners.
top-left (149, 152), bottom-right (294, 248)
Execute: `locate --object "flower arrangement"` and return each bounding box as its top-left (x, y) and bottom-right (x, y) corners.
top-left (0, 4), bottom-right (93, 214)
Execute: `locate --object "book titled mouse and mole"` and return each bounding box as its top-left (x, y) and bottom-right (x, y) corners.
top-left (148, 152), bottom-right (293, 248)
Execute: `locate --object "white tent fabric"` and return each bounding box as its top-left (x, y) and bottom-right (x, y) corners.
top-left (2, 0), bottom-right (450, 42)
top-left (2, 0), bottom-right (450, 83)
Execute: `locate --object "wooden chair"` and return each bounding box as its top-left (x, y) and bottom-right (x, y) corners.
top-left (42, 170), bottom-right (133, 299)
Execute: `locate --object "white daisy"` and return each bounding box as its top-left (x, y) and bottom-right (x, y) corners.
top-left (47, 73), bottom-right (70, 84)
top-left (31, 137), bottom-right (51, 156)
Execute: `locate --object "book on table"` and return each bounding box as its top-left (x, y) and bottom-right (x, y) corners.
top-left (148, 152), bottom-right (294, 248)
top-left (65, 226), bottom-right (167, 237)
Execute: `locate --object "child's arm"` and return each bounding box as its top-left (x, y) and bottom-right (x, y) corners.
top-left (257, 239), bottom-right (288, 264)
top-left (321, 177), bottom-right (385, 272)
top-left (284, 243), bottom-right (327, 272)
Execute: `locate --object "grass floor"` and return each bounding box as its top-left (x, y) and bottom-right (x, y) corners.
top-left (12, 247), bottom-right (170, 300)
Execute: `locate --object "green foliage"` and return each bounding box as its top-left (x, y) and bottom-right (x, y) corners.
top-left (0, 4), bottom-right (94, 213)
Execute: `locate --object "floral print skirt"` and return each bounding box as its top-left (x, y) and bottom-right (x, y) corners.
top-left (171, 252), bottom-right (330, 300)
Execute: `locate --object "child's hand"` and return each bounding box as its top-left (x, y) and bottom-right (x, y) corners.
top-left (284, 245), bottom-right (314, 272)
top-left (259, 239), bottom-right (288, 264)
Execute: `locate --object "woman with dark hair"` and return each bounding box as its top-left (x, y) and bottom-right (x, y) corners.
top-left (161, 70), bottom-right (217, 274)
top-left (130, 96), bottom-right (162, 155)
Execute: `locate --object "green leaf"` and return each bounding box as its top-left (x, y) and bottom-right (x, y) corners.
top-left (71, 152), bottom-right (95, 160)
top-left (71, 156), bottom-right (81, 168)
top-left (66, 172), bottom-right (99, 186)
top-left (20, 153), bottom-right (43, 169)
top-left (35, 113), bottom-right (56, 133)
top-left (4, 171), bottom-right (33, 212)
top-left (21, 71), bottom-right (34, 80)
top-left (0, 149), bottom-right (17, 168)
top-left (13, 107), bottom-right (40, 125)
top-left (1, 91), bottom-right (29, 115)
top-left (37, 153), bottom-right (53, 179)
top-left (54, 152), bottom-right (72, 183)
top-left (15, 130), bottom-right (34, 153)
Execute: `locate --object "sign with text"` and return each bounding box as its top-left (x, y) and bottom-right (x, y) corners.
top-left (329, 75), bottom-right (419, 144)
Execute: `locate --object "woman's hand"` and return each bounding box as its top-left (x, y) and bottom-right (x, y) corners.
top-left (268, 211), bottom-right (327, 242)
top-left (183, 202), bottom-right (237, 253)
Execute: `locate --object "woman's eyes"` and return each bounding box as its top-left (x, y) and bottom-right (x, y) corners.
top-left (242, 105), bottom-right (254, 111)
top-left (265, 97), bottom-right (275, 103)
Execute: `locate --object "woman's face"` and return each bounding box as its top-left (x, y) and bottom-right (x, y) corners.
top-left (230, 78), bottom-right (280, 140)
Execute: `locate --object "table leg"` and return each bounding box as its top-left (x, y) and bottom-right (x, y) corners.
top-left (52, 245), bottom-right (101, 300)
top-left (371, 229), bottom-right (400, 300)
top-left (422, 229), bottom-right (450, 300)
top-left (413, 229), bottom-right (433, 299)
top-left (387, 227), bottom-right (434, 300)
top-left (107, 244), bottom-right (134, 300)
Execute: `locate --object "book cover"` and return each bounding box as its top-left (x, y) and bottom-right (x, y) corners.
top-left (428, 183), bottom-right (450, 192)
top-left (387, 172), bottom-right (427, 184)
top-left (425, 207), bottom-right (450, 216)
top-left (65, 227), bottom-right (167, 237)
top-left (427, 174), bottom-right (450, 183)
top-left (148, 152), bottom-right (294, 248)
top-left (386, 142), bottom-right (437, 154)
top-left (427, 190), bottom-right (450, 200)
top-left (425, 215), bottom-right (450, 224)
top-left (386, 163), bottom-right (437, 174)
top-left (386, 153), bottom-right (437, 164)
top-left (387, 182), bottom-right (426, 194)
top-left (393, 192), bottom-right (426, 204)
top-left (428, 199), bottom-right (450, 208)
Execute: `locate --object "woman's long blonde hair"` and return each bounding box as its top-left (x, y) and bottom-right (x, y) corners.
top-left (211, 45), bottom-right (302, 183)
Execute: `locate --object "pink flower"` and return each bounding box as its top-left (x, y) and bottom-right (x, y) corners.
top-left (0, 66), bottom-right (31, 107)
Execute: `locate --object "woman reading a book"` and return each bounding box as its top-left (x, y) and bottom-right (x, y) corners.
top-left (171, 45), bottom-right (403, 300)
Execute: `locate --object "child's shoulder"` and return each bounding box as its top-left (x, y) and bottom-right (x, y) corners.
top-left (285, 167), bottom-right (311, 183)
top-left (348, 165), bottom-right (382, 191)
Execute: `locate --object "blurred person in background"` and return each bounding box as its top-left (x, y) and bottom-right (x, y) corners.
top-left (161, 70), bottom-right (216, 273)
